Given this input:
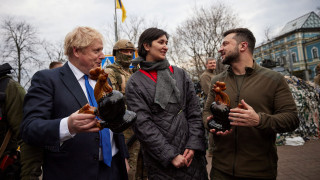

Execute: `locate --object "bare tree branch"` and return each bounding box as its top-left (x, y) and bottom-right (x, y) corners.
top-left (41, 39), bottom-right (67, 63)
top-left (1, 17), bottom-right (44, 88)
top-left (168, 3), bottom-right (239, 80)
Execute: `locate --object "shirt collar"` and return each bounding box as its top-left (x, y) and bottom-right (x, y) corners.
top-left (227, 60), bottom-right (257, 75)
top-left (68, 61), bottom-right (85, 81)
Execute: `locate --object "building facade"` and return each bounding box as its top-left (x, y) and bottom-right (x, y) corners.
top-left (254, 11), bottom-right (320, 80)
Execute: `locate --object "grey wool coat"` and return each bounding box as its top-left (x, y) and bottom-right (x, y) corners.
top-left (126, 66), bottom-right (208, 180)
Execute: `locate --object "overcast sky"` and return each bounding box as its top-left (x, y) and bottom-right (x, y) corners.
top-left (0, 0), bottom-right (319, 46)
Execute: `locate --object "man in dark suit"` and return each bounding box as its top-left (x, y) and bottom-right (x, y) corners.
top-left (20, 26), bottom-right (129, 180)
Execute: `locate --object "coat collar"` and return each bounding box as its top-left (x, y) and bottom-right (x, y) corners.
top-left (227, 60), bottom-right (260, 76)
top-left (59, 62), bottom-right (88, 107)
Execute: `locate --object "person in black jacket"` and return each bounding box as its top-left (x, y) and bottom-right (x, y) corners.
top-left (125, 27), bottom-right (208, 180)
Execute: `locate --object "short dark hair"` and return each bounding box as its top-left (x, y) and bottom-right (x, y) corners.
top-left (49, 61), bottom-right (63, 69)
top-left (223, 28), bottom-right (256, 53)
top-left (138, 28), bottom-right (169, 58)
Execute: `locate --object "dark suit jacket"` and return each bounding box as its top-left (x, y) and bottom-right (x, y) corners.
top-left (21, 63), bottom-right (129, 180)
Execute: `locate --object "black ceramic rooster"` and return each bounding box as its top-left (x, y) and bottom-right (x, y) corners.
top-left (79, 67), bottom-right (136, 133)
top-left (207, 81), bottom-right (231, 131)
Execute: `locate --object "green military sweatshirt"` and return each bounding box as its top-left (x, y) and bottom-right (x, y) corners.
top-left (203, 62), bottom-right (299, 179)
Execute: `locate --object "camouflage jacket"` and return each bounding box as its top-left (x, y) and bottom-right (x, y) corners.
top-left (105, 64), bottom-right (133, 95)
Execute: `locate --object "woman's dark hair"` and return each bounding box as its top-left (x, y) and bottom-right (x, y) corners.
top-left (138, 27), bottom-right (169, 58)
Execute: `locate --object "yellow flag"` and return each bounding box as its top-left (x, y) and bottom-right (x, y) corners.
top-left (116, 0), bottom-right (127, 22)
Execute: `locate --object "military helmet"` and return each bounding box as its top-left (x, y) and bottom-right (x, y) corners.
top-left (113, 39), bottom-right (135, 56)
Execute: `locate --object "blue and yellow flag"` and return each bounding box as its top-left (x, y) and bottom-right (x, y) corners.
top-left (116, 0), bottom-right (127, 22)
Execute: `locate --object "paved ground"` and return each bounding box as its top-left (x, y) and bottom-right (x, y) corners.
top-left (206, 138), bottom-right (320, 180)
top-left (39, 139), bottom-right (320, 180)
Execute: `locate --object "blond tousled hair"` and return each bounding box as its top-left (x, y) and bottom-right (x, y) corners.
top-left (64, 26), bottom-right (104, 58)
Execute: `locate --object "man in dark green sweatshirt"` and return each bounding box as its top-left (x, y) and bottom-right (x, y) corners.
top-left (203, 28), bottom-right (299, 179)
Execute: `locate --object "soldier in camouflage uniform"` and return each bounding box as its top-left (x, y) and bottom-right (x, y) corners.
top-left (105, 39), bottom-right (146, 180)
top-left (105, 39), bottom-right (134, 95)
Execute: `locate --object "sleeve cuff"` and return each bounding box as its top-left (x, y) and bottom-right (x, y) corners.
top-left (59, 117), bottom-right (76, 143)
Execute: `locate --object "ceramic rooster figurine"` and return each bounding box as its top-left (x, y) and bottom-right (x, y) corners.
top-left (207, 81), bottom-right (231, 131)
top-left (79, 67), bottom-right (136, 133)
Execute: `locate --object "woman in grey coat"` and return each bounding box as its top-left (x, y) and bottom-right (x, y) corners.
top-left (125, 27), bottom-right (208, 180)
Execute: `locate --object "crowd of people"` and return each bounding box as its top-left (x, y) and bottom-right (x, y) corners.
top-left (0, 26), bottom-right (309, 180)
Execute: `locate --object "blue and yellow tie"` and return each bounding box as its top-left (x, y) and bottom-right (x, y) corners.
top-left (84, 75), bottom-right (112, 167)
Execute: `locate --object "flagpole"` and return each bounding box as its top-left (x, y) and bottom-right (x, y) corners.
top-left (114, 0), bottom-right (118, 42)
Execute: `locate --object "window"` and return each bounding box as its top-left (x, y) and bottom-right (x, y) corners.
top-left (276, 57), bottom-right (281, 65)
top-left (312, 47), bottom-right (319, 59)
top-left (291, 53), bottom-right (297, 63)
top-left (281, 56), bottom-right (286, 65)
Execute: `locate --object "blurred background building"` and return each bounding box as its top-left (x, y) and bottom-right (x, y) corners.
top-left (254, 11), bottom-right (320, 80)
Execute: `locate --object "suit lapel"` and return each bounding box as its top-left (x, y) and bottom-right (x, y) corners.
top-left (60, 63), bottom-right (88, 107)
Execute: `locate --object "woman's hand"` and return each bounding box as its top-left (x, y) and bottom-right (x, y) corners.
top-left (183, 149), bottom-right (194, 167)
top-left (171, 154), bottom-right (187, 168)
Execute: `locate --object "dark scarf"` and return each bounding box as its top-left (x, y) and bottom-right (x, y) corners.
top-left (134, 56), bottom-right (180, 109)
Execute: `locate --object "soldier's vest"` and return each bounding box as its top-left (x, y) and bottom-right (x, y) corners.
top-left (107, 65), bottom-right (124, 92)
top-left (106, 64), bottom-right (132, 93)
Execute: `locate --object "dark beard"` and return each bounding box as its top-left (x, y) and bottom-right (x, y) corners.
top-left (222, 49), bottom-right (239, 65)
